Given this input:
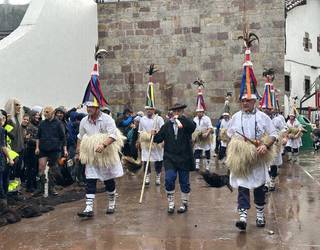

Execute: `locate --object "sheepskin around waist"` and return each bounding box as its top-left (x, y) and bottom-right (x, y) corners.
top-left (139, 131), bottom-right (163, 150)
top-left (192, 130), bottom-right (213, 146)
top-left (274, 131), bottom-right (286, 153)
top-left (218, 128), bottom-right (230, 143)
top-left (226, 134), bottom-right (275, 178)
top-left (80, 130), bottom-right (126, 168)
top-left (287, 127), bottom-right (302, 139)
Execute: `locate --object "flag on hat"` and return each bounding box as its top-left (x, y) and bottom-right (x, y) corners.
top-left (145, 64), bottom-right (157, 109)
top-left (238, 29), bottom-right (260, 100)
top-left (193, 79), bottom-right (206, 112)
top-left (82, 63), bottom-right (108, 107)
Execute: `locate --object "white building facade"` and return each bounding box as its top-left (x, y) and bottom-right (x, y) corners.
top-left (284, 0), bottom-right (320, 120)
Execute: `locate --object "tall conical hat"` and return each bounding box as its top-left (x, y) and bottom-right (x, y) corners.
top-left (145, 64), bottom-right (157, 109)
top-left (193, 79), bottom-right (206, 112)
top-left (82, 46), bottom-right (108, 107)
top-left (260, 68), bottom-right (276, 109)
top-left (238, 29), bottom-right (260, 100)
top-left (82, 63), bottom-right (108, 107)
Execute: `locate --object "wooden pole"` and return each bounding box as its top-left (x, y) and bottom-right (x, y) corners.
top-left (139, 114), bottom-right (158, 203)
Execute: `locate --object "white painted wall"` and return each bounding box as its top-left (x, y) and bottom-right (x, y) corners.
top-left (285, 0), bottom-right (320, 112)
top-left (0, 0), bottom-right (98, 109)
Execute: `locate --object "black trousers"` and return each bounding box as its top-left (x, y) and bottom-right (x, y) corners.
top-left (269, 165), bottom-right (278, 178)
top-left (237, 185), bottom-right (265, 209)
top-left (143, 161), bottom-right (162, 174)
top-left (218, 146), bottom-right (227, 160)
top-left (24, 147), bottom-right (38, 190)
top-left (0, 166), bottom-right (9, 199)
top-left (10, 152), bottom-right (24, 182)
top-left (194, 149), bottom-right (211, 160)
top-left (86, 178), bottom-right (115, 194)
top-left (285, 146), bottom-right (299, 153)
top-left (215, 137), bottom-right (220, 154)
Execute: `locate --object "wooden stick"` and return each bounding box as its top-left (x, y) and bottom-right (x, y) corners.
top-left (139, 114), bottom-right (158, 204)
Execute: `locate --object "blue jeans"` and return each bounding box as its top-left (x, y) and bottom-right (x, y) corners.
top-left (165, 168), bottom-right (190, 193)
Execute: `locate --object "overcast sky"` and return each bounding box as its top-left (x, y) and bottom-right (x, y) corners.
top-left (0, 0), bottom-right (31, 4)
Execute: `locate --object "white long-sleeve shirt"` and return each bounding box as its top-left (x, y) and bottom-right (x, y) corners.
top-left (227, 109), bottom-right (277, 189)
top-left (78, 113), bottom-right (123, 181)
top-left (138, 115), bottom-right (164, 162)
top-left (193, 115), bottom-right (213, 151)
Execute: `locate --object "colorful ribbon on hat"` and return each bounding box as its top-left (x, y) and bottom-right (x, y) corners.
top-left (260, 82), bottom-right (276, 109)
top-left (196, 87), bottom-right (206, 111)
top-left (82, 63), bottom-right (108, 106)
top-left (146, 81), bottom-right (155, 108)
top-left (239, 49), bottom-right (259, 100)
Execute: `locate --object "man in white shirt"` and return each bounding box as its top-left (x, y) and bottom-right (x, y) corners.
top-left (268, 111), bottom-right (287, 191)
top-left (76, 60), bottom-right (123, 217)
top-left (227, 94), bottom-right (277, 230)
top-left (218, 112), bottom-right (231, 162)
top-left (193, 110), bottom-right (213, 171)
top-left (76, 104), bottom-right (123, 217)
top-left (285, 113), bottom-right (303, 162)
top-left (138, 106), bottom-right (164, 185)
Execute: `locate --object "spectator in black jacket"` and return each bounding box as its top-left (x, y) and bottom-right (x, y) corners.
top-left (55, 106), bottom-right (67, 133)
top-left (35, 106), bottom-right (68, 196)
top-left (24, 111), bottom-right (40, 193)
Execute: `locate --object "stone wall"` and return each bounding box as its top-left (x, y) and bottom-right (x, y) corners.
top-left (98, 0), bottom-right (285, 117)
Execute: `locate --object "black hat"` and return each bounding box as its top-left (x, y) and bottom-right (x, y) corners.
top-left (55, 106), bottom-right (66, 114)
top-left (123, 108), bottom-right (133, 114)
top-left (169, 103), bottom-right (187, 111)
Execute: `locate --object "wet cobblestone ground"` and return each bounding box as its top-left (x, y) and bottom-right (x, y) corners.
top-left (1, 151), bottom-right (320, 250)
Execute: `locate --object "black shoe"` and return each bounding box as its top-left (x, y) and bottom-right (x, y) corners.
top-left (77, 211), bottom-right (94, 218)
top-left (263, 186), bottom-right (269, 193)
top-left (49, 187), bottom-right (58, 196)
top-left (167, 206), bottom-right (175, 214)
top-left (106, 208), bottom-right (115, 214)
top-left (177, 204), bottom-right (188, 213)
top-left (32, 190), bottom-right (44, 197)
top-left (256, 218), bottom-right (266, 227)
top-left (235, 220), bottom-right (247, 231)
top-left (49, 190), bottom-right (58, 196)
